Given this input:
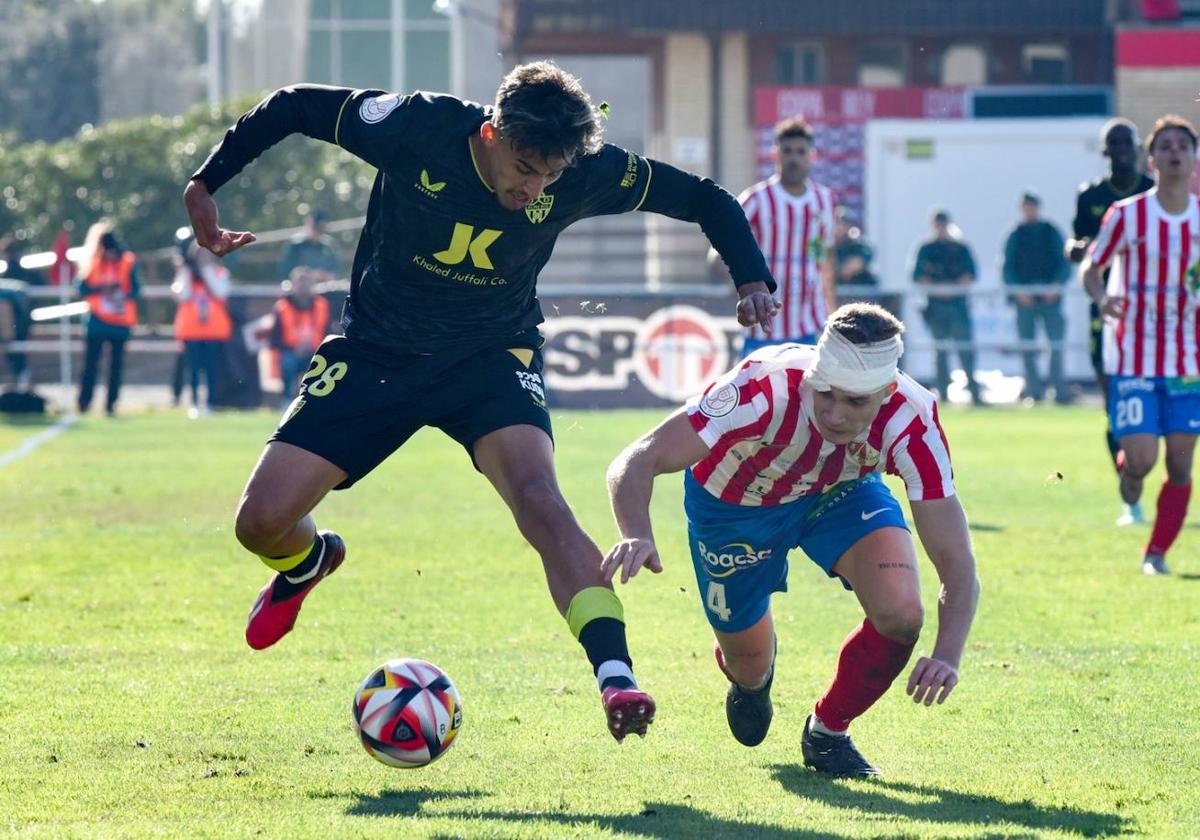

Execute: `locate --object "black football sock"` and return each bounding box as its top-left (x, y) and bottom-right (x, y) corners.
top-left (579, 617), bottom-right (636, 691)
top-left (267, 536), bottom-right (324, 602)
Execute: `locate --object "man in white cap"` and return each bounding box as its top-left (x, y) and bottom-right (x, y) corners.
top-left (603, 302), bottom-right (979, 776)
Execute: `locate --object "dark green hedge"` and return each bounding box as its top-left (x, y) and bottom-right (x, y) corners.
top-left (0, 95), bottom-right (374, 259)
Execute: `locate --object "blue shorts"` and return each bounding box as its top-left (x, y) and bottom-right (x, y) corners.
top-left (1108, 376), bottom-right (1200, 437)
top-left (741, 335), bottom-right (817, 359)
top-left (683, 470), bottom-right (909, 632)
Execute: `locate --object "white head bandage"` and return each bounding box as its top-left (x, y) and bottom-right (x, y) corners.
top-left (807, 328), bottom-right (903, 395)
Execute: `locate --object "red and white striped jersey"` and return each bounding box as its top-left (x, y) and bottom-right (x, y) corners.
top-left (1089, 189), bottom-right (1200, 377)
top-left (685, 344), bottom-right (955, 507)
top-left (738, 175), bottom-right (836, 341)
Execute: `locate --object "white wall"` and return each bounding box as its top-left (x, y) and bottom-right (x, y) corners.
top-left (864, 117), bottom-right (1109, 382)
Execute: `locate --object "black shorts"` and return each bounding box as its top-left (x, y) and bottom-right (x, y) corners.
top-left (271, 335), bottom-right (552, 488)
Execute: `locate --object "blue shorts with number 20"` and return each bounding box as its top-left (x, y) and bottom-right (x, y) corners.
top-left (1108, 375), bottom-right (1200, 437)
top-left (683, 470), bottom-right (909, 632)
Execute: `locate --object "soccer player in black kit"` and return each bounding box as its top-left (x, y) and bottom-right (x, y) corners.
top-left (1066, 118), bottom-right (1154, 525)
top-left (182, 62), bottom-right (779, 741)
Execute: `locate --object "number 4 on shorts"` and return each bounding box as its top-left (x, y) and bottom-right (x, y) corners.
top-left (706, 581), bottom-right (732, 622)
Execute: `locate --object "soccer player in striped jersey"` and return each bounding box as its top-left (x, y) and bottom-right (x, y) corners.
top-left (1067, 119), bottom-right (1155, 526)
top-left (1082, 114), bottom-right (1200, 576)
top-left (604, 304), bottom-right (979, 776)
top-left (735, 117), bottom-right (837, 354)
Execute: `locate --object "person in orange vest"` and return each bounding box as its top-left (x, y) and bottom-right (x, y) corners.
top-left (77, 223), bottom-right (139, 416)
top-left (172, 239), bottom-right (233, 417)
top-left (270, 266), bottom-right (330, 407)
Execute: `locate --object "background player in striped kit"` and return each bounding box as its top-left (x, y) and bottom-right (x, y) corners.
top-left (1066, 119), bottom-right (1155, 526)
top-left (735, 117), bottom-right (837, 355)
top-left (604, 303), bottom-right (979, 776)
top-left (1082, 114), bottom-right (1200, 575)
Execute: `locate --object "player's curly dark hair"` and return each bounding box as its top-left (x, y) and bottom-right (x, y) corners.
top-left (826, 303), bottom-right (904, 344)
top-left (1146, 114), bottom-right (1198, 153)
top-left (493, 61), bottom-right (603, 161)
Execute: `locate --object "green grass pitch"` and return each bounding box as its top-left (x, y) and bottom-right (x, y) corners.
top-left (1, 406), bottom-right (1197, 838)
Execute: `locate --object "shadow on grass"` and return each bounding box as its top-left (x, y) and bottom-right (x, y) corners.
top-left (0, 414), bottom-right (55, 428)
top-left (967, 522), bottom-right (1004, 533)
top-left (313, 787), bottom-right (487, 818)
top-left (343, 792), bottom-right (847, 839)
top-left (1176, 573), bottom-right (1200, 581)
top-left (770, 764), bottom-right (1130, 837)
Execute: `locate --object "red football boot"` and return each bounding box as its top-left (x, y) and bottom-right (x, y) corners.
top-left (245, 531), bottom-right (345, 650)
top-left (601, 685), bottom-right (656, 741)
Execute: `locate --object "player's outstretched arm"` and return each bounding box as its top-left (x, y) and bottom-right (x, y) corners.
top-left (603, 409), bottom-right (711, 584)
top-left (184, 85), bottom-right (366, 255)
top-left (735, 280), bottom-right (781, 334)
top-left (631, 161), bottom-right (779, 333)
top-left (907, 496), bottom-right (980, 706)
top-left (183, 178), bottom-right (257, 257)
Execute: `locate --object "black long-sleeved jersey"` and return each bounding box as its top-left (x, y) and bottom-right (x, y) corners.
top-left (195, 85), bottom-right (775, 356)
top-left (1073, 174), bottom-right (1155, 241)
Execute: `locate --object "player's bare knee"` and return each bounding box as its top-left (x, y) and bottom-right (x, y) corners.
top-left (1123, 455), bottom-right (1155, 480)
top-left (870, 603), bottom-right (924, 644)
top-left (234, 501), bottom-right (287, 554)
top-left (725, 649), bottom-right (773, 686)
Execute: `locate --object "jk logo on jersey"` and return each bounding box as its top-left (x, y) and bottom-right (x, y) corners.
top-left (524, 194), bottom-right (554, 224)
top-left (434, 223), bottom-right (502, 269)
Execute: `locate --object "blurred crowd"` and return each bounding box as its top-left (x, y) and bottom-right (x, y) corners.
top-left (0, 208), bottom-right (340, 416)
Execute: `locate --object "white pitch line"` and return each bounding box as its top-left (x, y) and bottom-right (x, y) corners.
top-left (0, 415), bottom-right (77, 469)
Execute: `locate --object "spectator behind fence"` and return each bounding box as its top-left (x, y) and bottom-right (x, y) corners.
top-left (832, 207), bottom-right (877, 288)
top-left (912, 208), bottom-right (983, 406)
top-left (173, 240), bottom-right (233, 418)
top-left (271, 266), bottom-right (330, 407)
top-left (1, 235), bottom-right (42, 388)
top-left (3, 236), bottom-right (47, 286)
top-left (77, 223), bottom-right (139, 416)
top-left (277, 209), bottom-right (340, 281)
top-left (1002, 190), bottom-right (1071, 405)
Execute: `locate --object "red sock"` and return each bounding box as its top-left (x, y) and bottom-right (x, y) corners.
top-left (813, 619), bottom-right (915, 731)
top-left (1146, 480), bottom-right (1192, 556)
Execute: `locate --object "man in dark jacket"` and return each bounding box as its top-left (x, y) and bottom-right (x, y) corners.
top-left (912, 209), bottom-right (982, 405)
top-left (1002, 191), bottom-right (1070, 404)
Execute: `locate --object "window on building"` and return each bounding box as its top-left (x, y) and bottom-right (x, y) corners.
top-left (1021, 43), bottom-right (1069, 84)
top-left (305, 0), bottom-right (450, 92)
top-left (941, 44), bottom-right (986, 86)
top-left (857, 42), bottom-right (906, 87)
top-left (774, 42), bottom-right (824, 85)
